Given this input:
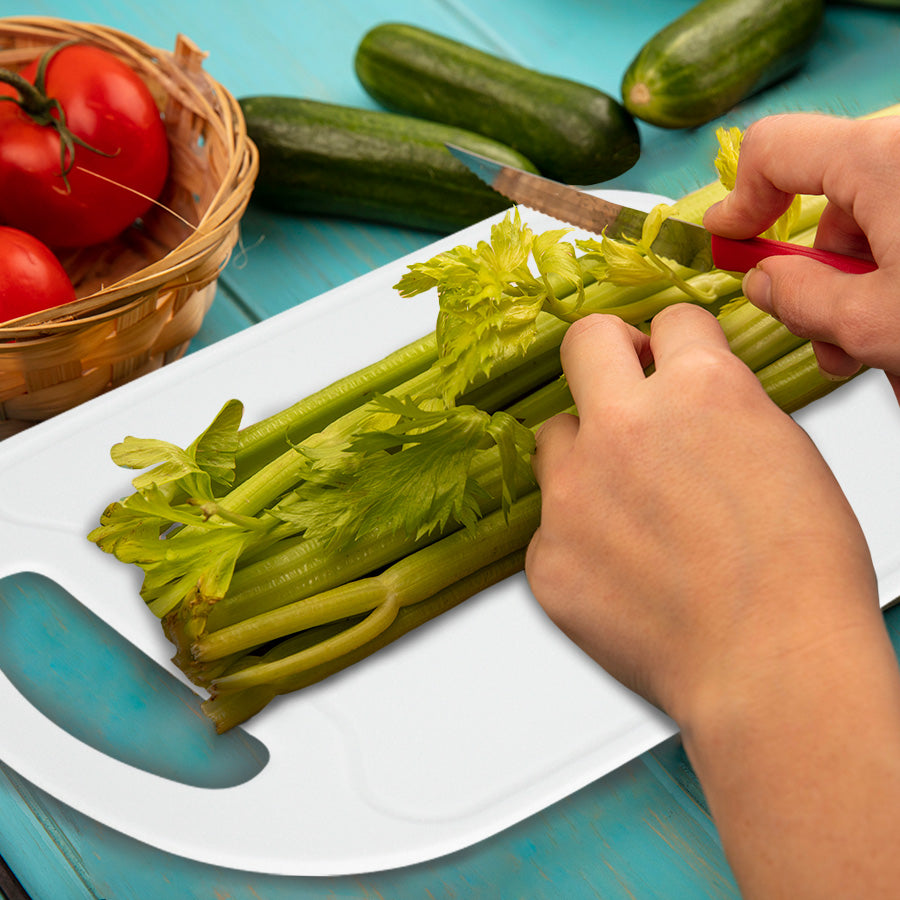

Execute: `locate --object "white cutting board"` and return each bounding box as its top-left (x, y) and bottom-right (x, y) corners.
top-left (0, 192), bottom-right (898, 876)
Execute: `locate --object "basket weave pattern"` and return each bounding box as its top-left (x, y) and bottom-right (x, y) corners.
top-left (0, 17), bottom-right (258, 437)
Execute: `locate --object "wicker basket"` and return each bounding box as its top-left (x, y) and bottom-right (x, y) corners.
top-left (0, 17), bottom-right (258, 438)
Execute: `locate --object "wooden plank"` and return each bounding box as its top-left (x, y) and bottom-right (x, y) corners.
top-left (0, 751), bottom-right (740, 899)
top-left (0, 764), bottom-right (98, 900)
top-left (188, 281), bottom-right (258, 353)
top-left (0, 848), bottom-right (32, 900)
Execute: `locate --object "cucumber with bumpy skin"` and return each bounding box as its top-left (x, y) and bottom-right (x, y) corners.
top-left (622, 0), bottom-right (825, 129)
top-left (354, 23), bottom-right (640, 185)
top-left (239, 96), bottom-right (540, 233)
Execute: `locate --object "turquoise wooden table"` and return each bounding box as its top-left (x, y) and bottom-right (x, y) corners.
top-left (1, 2), bottom-right (899, 897)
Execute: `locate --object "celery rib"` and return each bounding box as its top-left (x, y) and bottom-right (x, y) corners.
top-left (205, 314), bottom-right (568, 521)
top-left (210, 597), bottom-right (402, 694)
top-left (719, 299), bottom-right (805, 371)
top-left (200, 549), bottom-right (527, 733)
top-left (197, 491), bottom-right (541, 664)
top-left (202, 427), bottom-right (544, 636)
top-left (207, 493), bottom-right (540, 694)
top-left (233, 332), bottom-right (439, 479)
top-left (757, 342), bottom-right (862, 413)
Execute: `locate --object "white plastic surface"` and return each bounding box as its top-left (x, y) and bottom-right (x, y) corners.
top-left (0, 192), bottom-right (898, 876)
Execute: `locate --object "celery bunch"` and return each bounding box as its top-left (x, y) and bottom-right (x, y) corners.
top-left (89, 128), bottom-right (855, 732)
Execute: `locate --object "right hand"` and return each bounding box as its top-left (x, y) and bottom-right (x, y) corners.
top-left (703, 112), bottom-right (900, 400)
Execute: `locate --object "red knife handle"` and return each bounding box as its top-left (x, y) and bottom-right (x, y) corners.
top-left (710, 233), bottom-right (877, 275)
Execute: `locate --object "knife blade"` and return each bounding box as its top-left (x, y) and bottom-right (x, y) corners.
top-left (447, 143), bottom-right (877, 276)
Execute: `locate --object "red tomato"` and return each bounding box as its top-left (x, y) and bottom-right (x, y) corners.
top-left (0, 226), bottom-right (76, 324)
top-left (0, 44), bottom-right (170, 248)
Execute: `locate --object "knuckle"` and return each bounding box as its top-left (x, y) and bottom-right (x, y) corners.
top-left (525, 532), bottom-right (570, 613)
top-left (685, 345), bottom-right (747, 391)
top-left (740, 114), bottom-right (790, 160)
top-left (688, 343), bottom-right (739, 375)
top-left (739, 117), bottom-right (770, 154)
top-left (767, 274), bottom-right (805, 325)
top-left (866, 117), bottom-right (900, 172)
top-left (540, 464), bottom-right (586, 512)
top-left (667, 342), bottom-right (756, 407)
top-left (764, 262), bottom-right (822, 332)
top-left (823, 117), bottom-right (900, 210)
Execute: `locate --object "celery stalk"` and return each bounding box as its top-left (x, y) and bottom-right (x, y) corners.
top-left (207, 492), bottom-right (540, 694)
top-left (718, 299), bottom-right (806, 371)
top-left (206, 314), bottom-right (566, 521)
top-left (200, 549), bottom-right (527, 733)
top-left (758, 343), bottom-right (862, 413)
top-left (200, 439), bottom-right (539, 637)
top-left (199, 379), bottom-right (572, 638)
top-left (90, 126), bottom-right (862, 732)
top-left (233, 332), bottom-right (439, 479)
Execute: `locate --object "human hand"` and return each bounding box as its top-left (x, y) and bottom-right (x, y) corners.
top-left (524, 305), bottom-right (880, 726)
top-left (703, 112), bottom-right (900, 400)
top-left (525, 305), bottom-right (900, 899)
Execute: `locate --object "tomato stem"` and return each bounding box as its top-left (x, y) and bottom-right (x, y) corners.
top-left (0, 43), bottom-right (117, 190)
top-left (0, 69), bottom-right (56, 121)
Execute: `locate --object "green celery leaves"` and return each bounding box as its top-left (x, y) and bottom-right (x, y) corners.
top-left (270, 395), bottom-right (536, 546)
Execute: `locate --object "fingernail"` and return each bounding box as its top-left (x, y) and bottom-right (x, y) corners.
top-left (742, 267), bottom-right (772, 312)
top-left (816, 366), bottom-right (849, 383)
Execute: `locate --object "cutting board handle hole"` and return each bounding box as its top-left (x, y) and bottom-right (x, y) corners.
top-left (0, 572), bottom-right (268, 788)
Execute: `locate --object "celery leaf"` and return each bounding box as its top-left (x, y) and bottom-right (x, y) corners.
top-left (111, 399), bottom-right (243, 500)
top-left (576, 204), bottom-right (717, 304)
top-left (396, 209), bottom-right (580, 404)
top-left (270, 395), bottom-right (536, 547)
top-left (714, 126), bottom-right (743, 191)
top-left (715, 126), bottom-right (801, 241)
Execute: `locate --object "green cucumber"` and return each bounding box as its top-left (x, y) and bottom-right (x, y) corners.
top-left (238, 96), bottom-right (540, 233)
top-left (354, 23), bottom-right (640, 185)
top-left (622, 0), bottom-right (825, 129)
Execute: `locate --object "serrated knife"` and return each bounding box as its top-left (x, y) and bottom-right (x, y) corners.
top-left (447, 143), bottom-right (877, 276)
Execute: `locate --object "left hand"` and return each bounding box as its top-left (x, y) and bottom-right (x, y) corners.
top-left (524, 304), bottom-right (879, 725)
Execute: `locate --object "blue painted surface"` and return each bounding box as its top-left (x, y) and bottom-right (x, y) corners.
top-left (0, 1), bottom-right (899, 896)
top-left (0, 573), bottom-right (268, 789)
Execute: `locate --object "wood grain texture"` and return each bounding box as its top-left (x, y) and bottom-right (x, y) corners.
top-left (0, 848), bottom-right (31, 900)
top-left (1, 0), bottom-right (899, 896)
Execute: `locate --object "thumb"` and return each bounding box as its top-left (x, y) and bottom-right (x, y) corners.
top-left (743, 258), bottom-right (900, 379)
